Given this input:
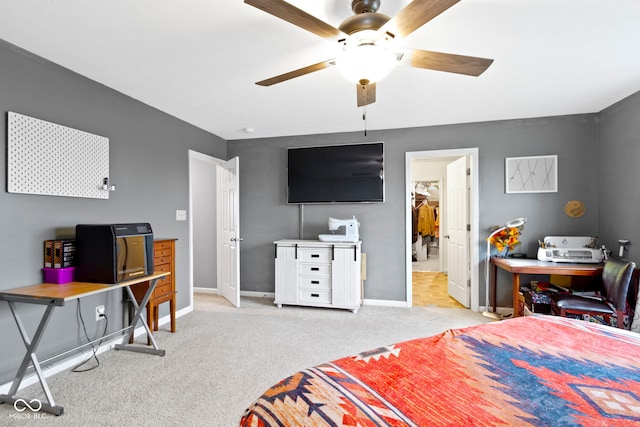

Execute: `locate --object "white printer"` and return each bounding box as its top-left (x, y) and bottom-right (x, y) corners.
top-left (537, 236), bottom-right (603, 264)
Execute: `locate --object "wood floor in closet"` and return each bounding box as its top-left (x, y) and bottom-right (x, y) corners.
top-left (412, 271), bottom-right (465, 308)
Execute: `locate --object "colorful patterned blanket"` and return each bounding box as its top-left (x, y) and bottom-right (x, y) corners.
top-left (240, 316), bottom-right (640, 426)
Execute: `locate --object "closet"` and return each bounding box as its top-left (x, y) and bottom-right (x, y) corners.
top-left (411, 181), bottom-right (440, 264)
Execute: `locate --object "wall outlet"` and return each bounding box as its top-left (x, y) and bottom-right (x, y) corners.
top-left (96, 305), bottom-right (105, 321)
top-left (176, 209), bottom-right (187, 221)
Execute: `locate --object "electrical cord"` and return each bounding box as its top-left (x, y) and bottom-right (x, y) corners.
top-left (72, 298), bottom-right (109, 373)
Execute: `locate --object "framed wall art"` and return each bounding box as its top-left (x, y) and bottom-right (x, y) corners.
top-left (505, 155), bottom-right (557, 193)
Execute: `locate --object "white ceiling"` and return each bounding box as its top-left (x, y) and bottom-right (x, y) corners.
top-left (1, 1), bottom-right (639, 141)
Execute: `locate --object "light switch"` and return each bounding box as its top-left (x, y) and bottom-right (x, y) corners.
top-left (176, 210), bottom-right (187, 221)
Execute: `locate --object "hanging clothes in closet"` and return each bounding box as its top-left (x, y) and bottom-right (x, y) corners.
top-left (417, 202), bottom-right (436, 238)
top-left (433, 205), bottom-right (439, 238)
top-left (412, 204), bottom-right (418, 244)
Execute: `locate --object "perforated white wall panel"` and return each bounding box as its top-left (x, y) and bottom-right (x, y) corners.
top-left (7, 112), bottom-right (109, 199)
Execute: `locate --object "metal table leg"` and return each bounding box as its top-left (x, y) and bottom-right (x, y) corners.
top-left (114, 277), bottom-right (165, 356)
top-left (0, 301), bottom-right (64, 416)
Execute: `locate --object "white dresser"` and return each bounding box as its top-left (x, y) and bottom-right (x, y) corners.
top-left (274, 240), bottom-right (362, 313)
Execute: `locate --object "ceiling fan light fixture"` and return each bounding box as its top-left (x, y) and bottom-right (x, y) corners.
top-left (245, 0), bottom-right (493, 107)
top-left (337, 43), bottom-right (397, 84)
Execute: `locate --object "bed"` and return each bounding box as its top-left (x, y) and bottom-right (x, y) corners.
top-left (240, 316), bottom-right (640, 426)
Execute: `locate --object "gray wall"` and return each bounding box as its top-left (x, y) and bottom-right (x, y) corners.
top-left (229, 114), bottom-right (602, 305)
top-left (0, 41), bottom-right (225, 383)
top-left (598, 92), bottom-right (640, 261)
top-left (2, 33), bottom-right (638, 387)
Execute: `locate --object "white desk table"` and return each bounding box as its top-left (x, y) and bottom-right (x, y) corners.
top-left (0, 272), bottom-right (169, 416)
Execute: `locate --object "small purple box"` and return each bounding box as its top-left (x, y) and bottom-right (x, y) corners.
top-left (42, 267), bottom-right (75, 284)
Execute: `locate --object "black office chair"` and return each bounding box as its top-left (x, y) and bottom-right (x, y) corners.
top-left (551, 257), bottom-right (636, 329)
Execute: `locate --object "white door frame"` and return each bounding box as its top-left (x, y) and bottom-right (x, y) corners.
top-left (188, 149), bottom-right (225, 310)
top-left (405, 148), bottom-right (480, 312)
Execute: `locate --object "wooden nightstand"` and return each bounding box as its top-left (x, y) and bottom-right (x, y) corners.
top-left (131, 238), bottom-right (177, 334)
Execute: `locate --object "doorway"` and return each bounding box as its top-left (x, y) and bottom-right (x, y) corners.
top-left (411, 179), bottom-right (442, 273)
top-left (188, 150), bottom-right (223, 310)
top-left (188, 150), bottom-right (241, 310)
top-left (405, 148), bottom-right (480, 311)
top-left (410, 178), bottom-right (454, 307)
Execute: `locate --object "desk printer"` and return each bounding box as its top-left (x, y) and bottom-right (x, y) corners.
top-left (537, 236), bottom-right (603, 264)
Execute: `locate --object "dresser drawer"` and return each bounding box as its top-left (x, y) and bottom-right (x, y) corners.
top-left (152, 264), bottom-right (170, 285)
top-left (154, 240), bottom-right (174, 251)
top-left (154, 256), bottom-right (172, 267)
top-left (155, 247), bottom-right (172, 259)
top-left (299, 248), bottom-right (331, 263)
top-left (299, 276), bottom-right (330, 290)
top-left (299, 263), bottom-right (330, 276)
top-left (299, 289), bottom-right (331, 304)
top-left (153, 282), bottom-right (173, 298)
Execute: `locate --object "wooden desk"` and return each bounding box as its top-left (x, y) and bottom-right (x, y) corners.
top-left (0, 272), bottom-right (169, 416)
top-left (490, 258), bottom-right (604, 317)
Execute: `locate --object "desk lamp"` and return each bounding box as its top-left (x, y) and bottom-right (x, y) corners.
top-left (483, 217), bottom-right (528, 320)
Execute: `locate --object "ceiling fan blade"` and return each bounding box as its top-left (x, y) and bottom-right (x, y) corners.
top-left (256, 59), bottom-right (336, 86)
top-left (403, 49), bottom-right (493, 76)
top-left (245, 0), bottom-right (342, 40)
top-left (380, 0), bottom-right (460, 38)
top-left (357, 82), bottom-right (376, 107)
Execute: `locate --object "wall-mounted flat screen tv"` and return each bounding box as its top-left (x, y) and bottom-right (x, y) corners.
top-left (287, 142), bottom-right (384, 204)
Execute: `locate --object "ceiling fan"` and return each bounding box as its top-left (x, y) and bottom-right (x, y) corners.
top-left (244, 0), bottom-right (494, 106)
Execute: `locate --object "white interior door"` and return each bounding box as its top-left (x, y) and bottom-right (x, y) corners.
top-left (446, 156), bottom-right (470, 307)
top-left (217, 157), bottom-right (240, 307)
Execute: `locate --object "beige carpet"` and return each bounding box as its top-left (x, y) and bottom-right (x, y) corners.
top-left (0, 294), bottom-right (491, 426)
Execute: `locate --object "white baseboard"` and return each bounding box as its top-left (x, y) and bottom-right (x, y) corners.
top-left (194, 291), bottom-right (486, 312)
top-left (3, 292), bottom-right (480, 393)
top-left (193, 286), bottom-right (218, 294)
top-left (193, 288), bottom-right (275, 299)
top-left (0, 310), bottom-right (191, 395)
top-left (194, 289), bottom-right (405, 308)
top-left (175, 305), bottom-right (193, 318)
top-left (0, 334), bottom-right (123, 395)
top-left (363, 298), bottom-right (410, 308)
top-left (241, 290), bottom-right (275, 299)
